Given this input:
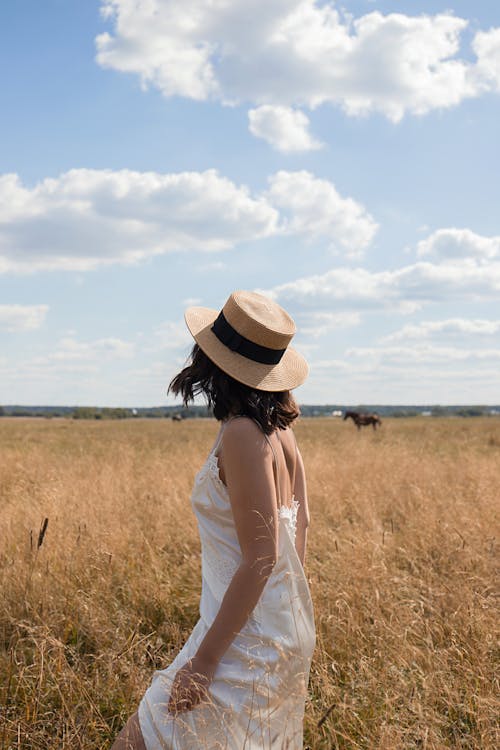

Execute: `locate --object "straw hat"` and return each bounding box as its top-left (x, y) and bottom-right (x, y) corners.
top-left (184, 290), bottom-right (308, 391)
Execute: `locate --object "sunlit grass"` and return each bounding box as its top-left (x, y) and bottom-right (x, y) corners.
top-left (0, 417), bottom-right (498, 748)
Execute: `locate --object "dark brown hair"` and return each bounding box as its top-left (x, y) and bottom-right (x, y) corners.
top-left (168, 343), bottom-right (300, 434)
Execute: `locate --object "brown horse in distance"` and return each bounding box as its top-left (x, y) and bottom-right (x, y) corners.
top-left (343, 410), bottom-right (382, 431)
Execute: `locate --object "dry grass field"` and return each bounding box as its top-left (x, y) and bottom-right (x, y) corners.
top-left (0, 416), bottom-right (498, 749)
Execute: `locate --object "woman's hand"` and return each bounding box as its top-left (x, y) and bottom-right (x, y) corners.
top-left (167, 656), bottom-right (216, 715)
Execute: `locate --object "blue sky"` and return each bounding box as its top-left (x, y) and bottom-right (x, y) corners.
top-left (1, 0), bottom-right (499, 406)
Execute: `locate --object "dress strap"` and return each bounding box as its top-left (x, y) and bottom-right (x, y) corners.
top-left (263, 431), bottom-right (282, 511)
top-left (290, 427), bottom-right (299, 494)
top-left (212, 422), bottom-right (226, 456)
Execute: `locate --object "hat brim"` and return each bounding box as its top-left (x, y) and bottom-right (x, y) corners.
top-left (184, 306), bottom-right (308, 391)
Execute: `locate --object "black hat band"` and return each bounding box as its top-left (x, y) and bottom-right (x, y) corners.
top-left (211, 311), bottom-right (287, 365)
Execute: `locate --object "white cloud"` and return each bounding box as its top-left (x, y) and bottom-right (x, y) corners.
top-left (298, 349), bottom-right (500, 404)
top-left (381, 319), bottom-right (500, 343)
top-left (0, 168), bottom-right (277, 273)
top-left (0, 360), bottom-right (100, 382)
top-left (263, 258), bottom-right (500, 312)
top-left (0, 304), bottom-right (48, 331)
top-left (36, 336), bottom-right (136, 362)
top-left (0, 168), bottom-right (376, 273)
top-left (297, 310), bottom-right (361, 339)
top-left (97, 0), bottom-right (219, 101)
top-left (150, 320), bottom-right (192, 352)
top-left (345, 344), bottom-right (500, 363)
top-left (248, 105), bottom-right (323, 151)
top-left (417, 228), bottom-right (500, 261)
top-left (472, 27), bottom-right (500, 92)
top-left (266, 170), bottom-right (378, 256)
top-left (0, 337), bottom-right (135, 405)
top-left (96, 1), bottom-right (500, 122)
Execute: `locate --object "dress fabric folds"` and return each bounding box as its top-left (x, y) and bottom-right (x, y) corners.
top-left (138, 427), bottom-right (316, 749)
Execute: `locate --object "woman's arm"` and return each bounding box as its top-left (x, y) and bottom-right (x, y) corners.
top-left (293, 446), bottom-right (310, 568)
top-left (193, 418), bottom-right (278, 670)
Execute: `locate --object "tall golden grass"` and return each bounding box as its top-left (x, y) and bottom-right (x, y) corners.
top-left (0, 417), bottom-right (498, 749)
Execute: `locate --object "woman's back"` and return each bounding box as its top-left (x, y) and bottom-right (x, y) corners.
top-left (217, 417), bottom-right (310, 571)
top-left (217, 417), bottom-right (298, 509)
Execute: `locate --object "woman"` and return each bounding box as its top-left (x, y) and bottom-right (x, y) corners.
top-left (111, 290), bottom-right (316, 749)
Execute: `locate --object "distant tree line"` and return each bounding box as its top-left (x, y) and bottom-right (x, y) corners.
top-left (0, 404), bottom-right (498, 419)
top-left (0, 405), bottom-right (210, 419)
top-left (298, 404), bottom-right (499, 418)
top-left (72, 407), bottom-right (130, 420)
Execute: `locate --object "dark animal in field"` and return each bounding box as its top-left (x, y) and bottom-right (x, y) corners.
top-left (343, 410), bottom-right (382, 431)
top-left (171, 413), bottom-right (183, 422)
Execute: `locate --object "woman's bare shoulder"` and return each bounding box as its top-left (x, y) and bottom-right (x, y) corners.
top-left (222, 418), bottom-right (280, 466)
top-left (221, 416), bottom-right (266, 444)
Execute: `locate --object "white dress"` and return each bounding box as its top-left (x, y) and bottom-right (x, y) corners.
top-left (138, 421), bottom-right (316, 749)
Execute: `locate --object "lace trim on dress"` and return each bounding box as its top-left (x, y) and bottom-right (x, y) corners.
top-left (206, 452), bottom-right (227, 492)
top-left (278, 497), bottom-right (300, 543)
top-left (194, 452), bottom-right (225, 490)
